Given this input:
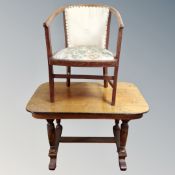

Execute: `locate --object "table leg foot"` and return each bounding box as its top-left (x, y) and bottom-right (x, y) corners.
top-left (48, 147), bottom-right (57, 170)
top-left (119, 158), bottom-right (127, 171)
top-left (49, 158), bottom-right (56, 170)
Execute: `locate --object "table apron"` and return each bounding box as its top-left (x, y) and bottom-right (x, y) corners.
top-left (32, 113), bottom-right (143, 120)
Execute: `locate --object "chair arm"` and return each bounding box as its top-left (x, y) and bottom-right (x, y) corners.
top-left (109, 6), bottom-right (124, 29)
top-left (43, 6), bottom-right (67, 58)
top-left (43, 6), bottom-right (66, 27)
top-left (108, 7), bottom-right (124, 59)
top-left (116, 28), bottom-right (123, 60)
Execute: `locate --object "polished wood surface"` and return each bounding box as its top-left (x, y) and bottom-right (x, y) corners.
top-left (26, 82), bottom-right (149, 116)
top-left (26, 82), bottom-right (149, 171)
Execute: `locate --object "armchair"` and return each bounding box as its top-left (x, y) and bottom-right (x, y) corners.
top-left (43, 4), bottom-right (124, 105)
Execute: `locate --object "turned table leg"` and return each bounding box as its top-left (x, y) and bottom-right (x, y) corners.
top-left (119, 120), bottom-right (129, 171)
top-left (47, 119), bottom-right (62, 170)
top-left (55, 119), bottom-right (63, 152)
top-left (113, 120), bottom-right (129, 171)
top-left (113, 120), bottom-right (120, 152)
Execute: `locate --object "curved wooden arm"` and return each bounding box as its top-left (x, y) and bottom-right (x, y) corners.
top-left (43, 6), bottom-right (67, 58)
top-left (44, 26), bottom-right (53, 58)
top-left (108, 7), bottom-right (124, 59)
top-left (43, 6), bottom-right (66, 27)
top-left (116, 28), bottom-right (123, 60)
top-left (109, 6), bottom-right (124, 29)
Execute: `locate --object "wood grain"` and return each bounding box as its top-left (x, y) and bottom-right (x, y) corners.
top-left (26, 82), bottom-right (149, 115)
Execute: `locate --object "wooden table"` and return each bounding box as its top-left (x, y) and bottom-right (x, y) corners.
top-left (26, 82), bottom-right (149, 171)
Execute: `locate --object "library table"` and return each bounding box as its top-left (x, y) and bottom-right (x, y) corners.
top-left (26, 82), bottom-right (149, 171)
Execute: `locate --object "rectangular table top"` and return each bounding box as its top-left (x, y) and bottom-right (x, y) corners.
top-left (26, 82), bottom-right (149, 119)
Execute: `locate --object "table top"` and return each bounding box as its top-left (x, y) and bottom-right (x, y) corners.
top-left (26, 82), bottom-right (149, 118)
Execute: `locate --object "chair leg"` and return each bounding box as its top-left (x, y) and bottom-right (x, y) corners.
top-left (111, 66), bottom-right (118, 106)
top-left (49, 65), bottom-right (54, 102)
top-left (49, 77), bottom-right (54, 102)
top-left (66, 66), bottom-right (71, 87)
top-left (111, 66), bottom-right (119, 105)
top-left (103, 67), bottom-right (108, 88)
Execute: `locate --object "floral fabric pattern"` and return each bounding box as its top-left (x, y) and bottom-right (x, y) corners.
top-left (53, 46), bottom-right (114, 61)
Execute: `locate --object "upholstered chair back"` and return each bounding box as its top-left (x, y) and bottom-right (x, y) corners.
top-left (65, 6), bottom-right (110, 48)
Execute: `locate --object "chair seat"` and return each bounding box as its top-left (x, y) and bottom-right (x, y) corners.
top-left (53, 46), bottom-right (114, 61)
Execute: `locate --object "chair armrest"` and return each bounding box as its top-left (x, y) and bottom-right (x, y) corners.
top-left (108, 7), bottom-right (124, 60)
top-left (109, 6), bottom-right (124, 29)
top-left (43, 6), bottom-right (66, 27)
top-left (43, 6), bottom-right (67, 58)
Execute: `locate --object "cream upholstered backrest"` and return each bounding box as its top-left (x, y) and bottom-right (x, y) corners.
top-left (65, 6), bottom-right (110, 48)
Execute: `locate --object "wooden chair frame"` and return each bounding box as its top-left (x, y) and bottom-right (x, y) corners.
top-left (43, 4), bottom-right (124, 105)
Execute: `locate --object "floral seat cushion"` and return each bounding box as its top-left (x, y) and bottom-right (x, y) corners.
top-left (53, 46), bottom-right (114, 61)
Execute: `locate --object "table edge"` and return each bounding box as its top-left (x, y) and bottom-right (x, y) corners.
top-left (27, 111), bottom-right (148, 120)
